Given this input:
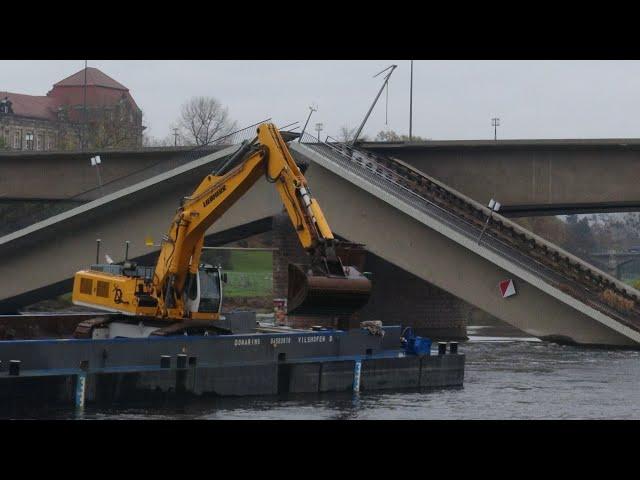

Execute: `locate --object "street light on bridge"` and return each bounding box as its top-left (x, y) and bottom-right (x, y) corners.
top-left (298, 104), bottom-right (317, 143)
top-left (492, 117), bottom-right (500, 141)
top-left (478, 198), bottom-right (501, 245)
top-left (90, 155), bottom-right (104, 197)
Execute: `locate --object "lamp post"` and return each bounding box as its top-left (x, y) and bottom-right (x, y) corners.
top-left (90, 155), bottom-right (104, 196)
top-left (315, 122), bottom-right (324, 142)
top-left (492, 117), bottom-right (500, 141)
top-left (298, 104), bottom-right (317, 142)
top-left (478, 198), bottom-right (501, 245)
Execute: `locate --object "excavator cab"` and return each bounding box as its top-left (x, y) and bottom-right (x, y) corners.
top-left (184, 264), bottom-right (224, 315)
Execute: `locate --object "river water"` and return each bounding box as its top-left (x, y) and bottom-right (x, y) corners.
top-left (27, 324), bottom-right (637, 420)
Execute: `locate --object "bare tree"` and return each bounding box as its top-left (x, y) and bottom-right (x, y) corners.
top-left (337, 125), bottom-right (369, 143)
top-left (178, 96), bottom-right (237, 146)
top-left (337, 125), bottom-right (356, 143)
top-left (375, 130), bottom-right (402, 142)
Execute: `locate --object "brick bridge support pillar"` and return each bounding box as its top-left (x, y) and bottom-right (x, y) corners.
top-left (358, 252), bottom-right (469, 340)
top-left (271, 212), bottom-right (469, 339)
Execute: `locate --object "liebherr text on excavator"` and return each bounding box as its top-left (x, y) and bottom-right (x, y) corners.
top-left (71, 123), bottom-right (372, 337)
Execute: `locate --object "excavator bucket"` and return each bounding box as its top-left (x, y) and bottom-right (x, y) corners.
top-left (287, 263), bottom-right (372, 316)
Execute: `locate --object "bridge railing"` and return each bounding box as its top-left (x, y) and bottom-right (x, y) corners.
top-left (206, 118), bottom-right (272, 147)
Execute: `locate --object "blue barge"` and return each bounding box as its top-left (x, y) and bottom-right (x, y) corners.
top-left (0, 320), bottom-right (464, 408)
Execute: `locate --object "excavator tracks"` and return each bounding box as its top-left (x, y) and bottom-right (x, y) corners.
top-left (73, 315), bottom-right (232, 339)
top-left (73, 316), bottom-right (115, 339)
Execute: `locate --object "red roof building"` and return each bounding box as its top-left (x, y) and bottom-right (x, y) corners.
top-left (0, 67), bottom-right (144, 151)
top-left (0, 92), bottom-right (58, 121)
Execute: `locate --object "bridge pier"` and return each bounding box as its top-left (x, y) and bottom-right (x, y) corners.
top-left (270, 212), bottom-right (468, 339)
top-left (357, 253), bottom-right (469, 340)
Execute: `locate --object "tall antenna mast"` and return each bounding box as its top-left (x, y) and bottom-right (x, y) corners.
top-left (82, 60), bottom-right (88, 152)
top-left (351, 64), bottom-right (397, 146)
top-left (409, 60), bottom-right (413, 141)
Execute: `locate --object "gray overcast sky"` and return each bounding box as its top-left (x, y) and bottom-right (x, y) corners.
top-left (3, 60), bottom-right (640, 141)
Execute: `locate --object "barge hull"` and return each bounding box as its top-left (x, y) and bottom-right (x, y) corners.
top-left (0, 326), bottom-right (465, 407)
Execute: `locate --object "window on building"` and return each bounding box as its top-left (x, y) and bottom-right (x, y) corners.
top-left (25, 132), bottom-right (34, 150)
top-left (0, 98), bottom-right (12, 114)
top-left (47, 136), bottom-right (55, 151)
top-left (36, 133), bottom-right (44, 151)
top-left (13, 130), bottom-right (21, 149)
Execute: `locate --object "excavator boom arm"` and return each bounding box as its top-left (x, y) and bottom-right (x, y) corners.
top-left (153, 123), bottom-right (352, 315)
top-left (260, 123), bottom-right (335, 249)
top-left (72, 123), bottom-right (371, 324)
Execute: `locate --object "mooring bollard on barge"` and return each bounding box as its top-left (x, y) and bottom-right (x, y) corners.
top-left (0, 320), bottom-right (465, 408)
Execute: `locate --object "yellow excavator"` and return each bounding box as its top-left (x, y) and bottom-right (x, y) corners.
top-left (71, 123), bottom-right (371, 338)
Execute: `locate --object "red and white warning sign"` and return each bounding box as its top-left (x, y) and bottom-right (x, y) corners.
top-left (499, 279), bottom-right (516, 298)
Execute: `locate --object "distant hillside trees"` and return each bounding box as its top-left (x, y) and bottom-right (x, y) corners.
top-left (516, 215), bottom-right (602, 260)
top-left (143, 133), bottom-right (175, 147)
top-left (588, 213), bottom-right (640, 252)
top-left (515, 216), bottom-right (568, 247)
top-left (516, 213), bottom-right (640, 261)
top-left (335, 126), bottom-right (431, 144)
top-left (564, 214), bottom-right (597, 259)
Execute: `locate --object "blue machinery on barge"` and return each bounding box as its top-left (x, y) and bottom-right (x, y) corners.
top-left (0, 324), bottom-right (464, 408)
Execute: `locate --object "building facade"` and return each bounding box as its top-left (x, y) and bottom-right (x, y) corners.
top-left (0, 67), bottom-right (144, 152)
